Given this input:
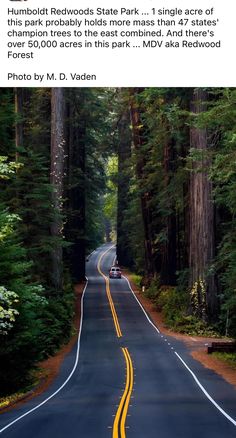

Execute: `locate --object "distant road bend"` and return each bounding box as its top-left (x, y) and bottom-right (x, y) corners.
top-left (0, 244), bottom-right (236, 437)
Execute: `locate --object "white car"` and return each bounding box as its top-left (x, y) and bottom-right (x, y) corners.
top-left (109, 266), bottom-right (122, 279)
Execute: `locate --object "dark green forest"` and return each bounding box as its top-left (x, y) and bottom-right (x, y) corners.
top-left (0, 87), bottom-right (236, 397)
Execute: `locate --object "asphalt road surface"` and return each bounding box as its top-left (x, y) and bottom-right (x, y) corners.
top-left (0, 244), bottom-right (236, 437)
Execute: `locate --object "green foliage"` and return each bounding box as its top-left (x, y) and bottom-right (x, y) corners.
top-left (0, 286), bottom-right (19, 335)
top-left (129, 274), bottom-right (142, 289)
top-left (0, 90), bottom-right (15, 156)
top-left (144, 279), bottom-right (191, 330)
top-left (122, 186), bottom-right (145, 273)
top-left (0, 391), bottom-right (28, 410)
top-left (10, 147), bottom-right (55, 286)
top-left (0, 156), bottom-right (20, 179)
top-left (206, 89), bottom-right (236, 337)
top-left (103, 155), bottom-right (118, 240)
top-left (145, 281), bottom-right (219, 336)
top-left (212, 352), bottom-right (236, 369)
top-left (0, 88), bottom-right (117, 395)
top-left (144, 278), bottom-right (161, 302)
top-left (0, 208), bottom-right (20, 242)
top-left (2, 86), bottom-right (236, 395)
top-left (168, 315), bottom-right (219, 337)
top-left (65, 88), bottom-right (115, 255)
top-left (0, 90), bottom-right (74, 395)
top-left (0, 205), bottom-right (46, 393)
top-left (36, 289), bottom-right (74, 357)
top-left (0, 186), bottom-right (73, 394)
top-left (116, 87), bottom-right (236, 336)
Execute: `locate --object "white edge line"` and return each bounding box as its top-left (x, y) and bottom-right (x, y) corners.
top-left (122, 275), bottom-right (160, 334)
top-left (123, 273), bottom-right (236, 427)
top-left (86, 250), bottom-right (95, 261)
top-left (0, 280), bottom-right (88, 434)
top-left (175, 352), bottom-right (236, 426)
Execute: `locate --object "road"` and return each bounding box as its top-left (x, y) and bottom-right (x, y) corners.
top-left (0, 244), bottom-right (236, 437)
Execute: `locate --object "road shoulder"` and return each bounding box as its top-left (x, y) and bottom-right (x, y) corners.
top-left (123, 271), bottom-right (236, 390)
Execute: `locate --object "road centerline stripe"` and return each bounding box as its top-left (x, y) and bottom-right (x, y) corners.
top-left (97, 246), bottom-right (122, 338)
top-left (97, 248), bottom-right (134, 437)
top-left (113, 348), bottom-right (134, 438)
top-left (120, 349), bottom-right (134, 437)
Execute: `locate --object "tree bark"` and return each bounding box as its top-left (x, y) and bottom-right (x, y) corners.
top-left (160, 134), bottom-right (177, 285)
top-left (117, 107), bottom-right (132, 266)
top-left (50, 88), bottom-right (65, 292)
top-left (129, 88), bottom-right (154, 277)
top-left (66, 90), bottom-right (86, 282)
top-left (189, 88), bottom-right (217, 320)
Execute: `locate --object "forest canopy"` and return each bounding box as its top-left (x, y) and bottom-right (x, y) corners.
top-left (0, 87), bottom-right (236, 396)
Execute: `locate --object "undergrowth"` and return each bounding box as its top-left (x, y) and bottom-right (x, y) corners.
top-left (144, 278), bottom-right (220, 337)
top-left (0, 391), bottom-right (27, 410)
top-left (0, 367), bottom-right (48, 411)
top-left (212, 352), bottom-right (236, 369)
top-left (129, 274), bottom-right (142, 289)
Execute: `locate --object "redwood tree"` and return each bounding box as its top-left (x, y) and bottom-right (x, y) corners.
top-left (50, 88), bottom-right (65, 292)
top-left (188, 88), bottom-right (217, 320)
top-left (129, 88), bottom-right (154, 278)
top-left (160, 134), bottom-right (177, 286)
top-left (117, 107), bottom-right (132, 267)
top-left (66, 89), bottom-right (86, 282)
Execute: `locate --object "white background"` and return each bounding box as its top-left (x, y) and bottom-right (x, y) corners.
top-left (0, 0), bottom-right (235, 87)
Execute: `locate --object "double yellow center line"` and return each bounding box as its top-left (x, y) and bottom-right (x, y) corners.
top-left (97, 247), bottom-right (134, 437)
top-left (97, 247), bottom-right (122, 338)
top-left (113, 348), bottom-right (134, 438)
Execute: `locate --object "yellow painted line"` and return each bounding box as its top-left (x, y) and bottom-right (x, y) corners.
top-left (120, 349), bottom-right (134, 437)
top-left (112, 348), bottom-right (130, 438)
top-left (97, 247), bottom-right (122, 338)
top-left (113, 348), bottom-right (134, 438)
top-left (97, 248), bottom-right (134, 437)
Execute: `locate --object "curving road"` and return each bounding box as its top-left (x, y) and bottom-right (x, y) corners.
top-left (0, 244), bottom-right (236, 437)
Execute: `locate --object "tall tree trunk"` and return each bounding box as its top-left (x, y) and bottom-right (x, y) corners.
top-left (189, 88), bottom-right (217, 320)
top-left (117, 107), bottom-right (132, 266)
top-left (66, 90), bottom-right (86, 282)
top-left (50, 88), bottom-right (65, 292)
top-left (73, 110), bottom-right (86, 282)
top-left (129, 88), bottom-right (154, 278)
top-left (160, 134), bottom-right (177, 285)
top-left (104, 218), bottom-right (111, 243)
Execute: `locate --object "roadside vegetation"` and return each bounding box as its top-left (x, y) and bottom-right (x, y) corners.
top-left (1, 87), bottom-right (236, 401)
top-left (0, 88), bottom-right (115, 399)
top-left (116, 88), bottom-right (236, 340)
top-left (212, 353), bottom-right (236, 369)
top-left (144, 281), bottom-right (220, 337)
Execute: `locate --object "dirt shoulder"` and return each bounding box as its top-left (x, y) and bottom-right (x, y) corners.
top-left (0, 282), bottom-right (85, 414)
top-left (124, 271), bottom-right (236, 390)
